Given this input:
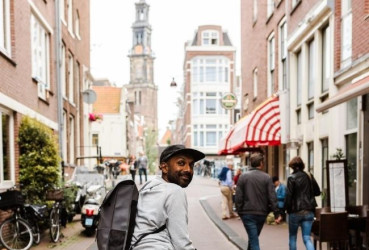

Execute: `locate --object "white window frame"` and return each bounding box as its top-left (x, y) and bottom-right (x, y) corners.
top-left (68, 53), bottom-right (74, 103)
top-left (61, 43), bottom-right (66, 97)
top-left (192, 57), bottom-right (229, 83)
top-left (267, 34), bottom-right (275, 97)
top-left (62, 111), bottom-right (67, 162)
top-left (0, 107), bottom-right (15, 187)
top-left (192, 123), bottom-right (227, 147)
top-left (202, 30), bottom-right (219, 46)
top-left (308, 39), bottom-right (315, 100)
top-left (30, 13), bottom-right (51, 100)
top-left (296, 50), bottom-right (302, 106)
top-left (267, 0), bottom-right (274, 18)
top-left (253, 0), bottom-right (258, 23)
top-left (341, 0), bottom-right (352, 68)
top-left (67, 0), bottom-right (73, 34)
top-left (60, 0), bottom-right (65, 23)
top-left (321, 25), bottom-right (330, 93)
top-left (75, 10), bottom-right (80, 39)
top-left (279, 20), bottom-right (288, 90)
top-left (69, 115), bottom-right (75, 164)
top-left (0, 0), bottom-right (11, 56)
top-left (253, 68), bottom-right (258, 98)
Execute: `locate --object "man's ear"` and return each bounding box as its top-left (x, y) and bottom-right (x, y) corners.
top-left (160, 162), bottom-right (168, 174)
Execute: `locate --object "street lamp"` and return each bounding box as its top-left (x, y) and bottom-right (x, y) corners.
top-left (170, 77), bottom-right (177, 87)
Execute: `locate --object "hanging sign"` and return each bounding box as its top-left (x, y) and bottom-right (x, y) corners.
top-left (220, 93), bottom-right (238, 110)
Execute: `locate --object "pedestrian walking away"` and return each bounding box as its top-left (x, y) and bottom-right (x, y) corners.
top-left (138, 152), bottom-right (148, 184)
top-left (235, 152), bottom-right (281, 250)
top-left (129, 155), bottom-right (138, 182)
top-left (131, 144), bottom-right (205, 250)
top-left (272, 176), bottom-right (286, 222)
top-left (218, 162), bottom-right (238, 220)
top-left (285, 156), bottom-right (321, 250)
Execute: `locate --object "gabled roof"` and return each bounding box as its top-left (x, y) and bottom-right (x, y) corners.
top-left (92, 86), bottom-right (122, 114)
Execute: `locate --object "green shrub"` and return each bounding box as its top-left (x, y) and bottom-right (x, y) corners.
top-left (18, 116), bottom-right (60, 204)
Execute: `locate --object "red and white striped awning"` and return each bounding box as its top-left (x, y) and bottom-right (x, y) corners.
top-left (218, 95), bottom-right (281, 155)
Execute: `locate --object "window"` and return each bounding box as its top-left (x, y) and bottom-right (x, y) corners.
top-left (347, 98), bottom-right (357, 130)
top-left (60, 0), bottom-right (65, 22)
top-left (202, 30), bottom-right (218, 46)
top-left (321, 138), bottom-right (329, 206)
top-left (193, 92), bottom-right (226, 115)
top-left (308, 39), bottom-right (314, 100)
top-left (67, 0), bottom-right (73, 33)
top-left (0, 108), bottom-right (14, 183)
top-left (92, 134), bottom-right (99, 147)
top-left (61, 43), bottom-right (66, 97)
top-left (296, 108), bottom-right (301, 124)
top-left (193, 124), bottom-right (226, 147)
top-left (192, 58), bottom-right (229, 83)
top-left (307, 142), bottom-right (314, 173)
top-left (31, 14), bottom-right (50, 100)
top-left (135, 90), bottom-right (141, 105)
top-left (75, 10), bottom-right (80, 39)
top-left (307, 102), bottom-right (314, 119)
top-left (68, 53), bottom-right (74, 103)
top-left (0, 0), bottom-right (10, 55)
top-left (321, 26), bottom-right (330, 93)
top-left (341, 0), bottom-right (352, 68)
top-left (346, 133), bottom-right (357, 205)
top-left (267, 0), bottom-right (274, 17)
top-left (62, 111), bottom-right (67, 162)
top-left (253, 68), bottom-right (258, 98)
top-left (296, 50), bottom-right (302, 106)
top-left (253, 0), bottom-right (258, 22)
top-left (268, 36), bottom-right (275, 96)
top-left (69, 116), bottom-right (75, 164)
top-left (280, 21), bottom-right (288, 90)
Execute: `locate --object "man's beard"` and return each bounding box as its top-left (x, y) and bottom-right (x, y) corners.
top-left (167, 171), bottom-right (193, 188)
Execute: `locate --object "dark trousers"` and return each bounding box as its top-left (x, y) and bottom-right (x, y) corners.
top-left (240, 214), bottom-right (267, 250)
top-left (139, 168), bottom-right (147, 184)
top-left (130, 170), bottom-right (136, 182)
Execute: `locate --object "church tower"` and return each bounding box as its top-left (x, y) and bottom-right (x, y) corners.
top-left (126, 0), bottom-right (158, 132)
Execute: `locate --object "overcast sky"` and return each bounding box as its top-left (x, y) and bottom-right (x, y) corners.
top-left (90, 0), bottom-right (241, 139)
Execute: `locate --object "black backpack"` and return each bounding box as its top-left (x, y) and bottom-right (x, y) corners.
top-left (96, 179), bottom-right (166, 250)
top-left (97, 179), bottom-right (138, 250)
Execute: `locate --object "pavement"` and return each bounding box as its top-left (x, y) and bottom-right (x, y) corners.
top-left (32, 175), bottom-right (306, 250)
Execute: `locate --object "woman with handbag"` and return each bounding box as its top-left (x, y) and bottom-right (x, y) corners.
top-left (285, 156), bottom-right (321, 250)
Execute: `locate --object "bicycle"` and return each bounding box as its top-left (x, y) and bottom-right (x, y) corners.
top-left (46, 188), bottom-right (64, 243)
top-left (0, 187), bottom-right (33, 250)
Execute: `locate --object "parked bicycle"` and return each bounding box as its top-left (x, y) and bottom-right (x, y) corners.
top-left (0, 186), bottom-right (33, 250)
top-left (46, 188), bottom-right (65, 243)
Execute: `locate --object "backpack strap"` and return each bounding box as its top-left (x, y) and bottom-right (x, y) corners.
top-left (129, 224), bottom-right (166, 249)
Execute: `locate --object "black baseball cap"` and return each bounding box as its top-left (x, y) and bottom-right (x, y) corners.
top-left (160, 144), bottom-right (205, 163)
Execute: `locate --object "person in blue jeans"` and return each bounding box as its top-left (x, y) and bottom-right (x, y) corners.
top-left (235, 152), bottom-right (281, 250)
top-left (285, 156), bottom-right (321, 250)
top-left (272, 176), bottom-right (286, 222)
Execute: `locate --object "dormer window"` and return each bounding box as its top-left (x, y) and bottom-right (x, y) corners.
top-left (202, 30), bottom-right (219, 46)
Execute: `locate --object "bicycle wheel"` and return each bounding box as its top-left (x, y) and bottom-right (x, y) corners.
top-left (49, 206), bottom-right (60, 242)
top-left (0, 217), bottom-right (33, 250)
top-left (31, 222), bottom-right (40, 245)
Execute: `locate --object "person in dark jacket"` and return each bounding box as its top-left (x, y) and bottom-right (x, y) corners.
top-left (235, 152), bottom-right (281, 250)
top-left (285, 156), bottom-right (321, 250)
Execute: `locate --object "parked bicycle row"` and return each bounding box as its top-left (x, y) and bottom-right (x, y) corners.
top-left (0, 166), bottom-right (107, 250)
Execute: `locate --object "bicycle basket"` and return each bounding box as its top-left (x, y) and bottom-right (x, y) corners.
top-left (46, 190), bottom-right (64, 201)
top-left (0, 190), bottom-right (24, 209)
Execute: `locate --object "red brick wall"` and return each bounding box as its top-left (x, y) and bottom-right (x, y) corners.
top-left (334, 0), bottom-right (369, 72)
top-left (240, 0), bottom-right (287, 116)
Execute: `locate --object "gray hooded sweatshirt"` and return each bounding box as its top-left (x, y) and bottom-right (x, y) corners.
top-left (131, 176), bottom-right (195, 250)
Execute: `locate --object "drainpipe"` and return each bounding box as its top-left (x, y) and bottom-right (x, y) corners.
top-left (54, 0), bottom-right (64, 181)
